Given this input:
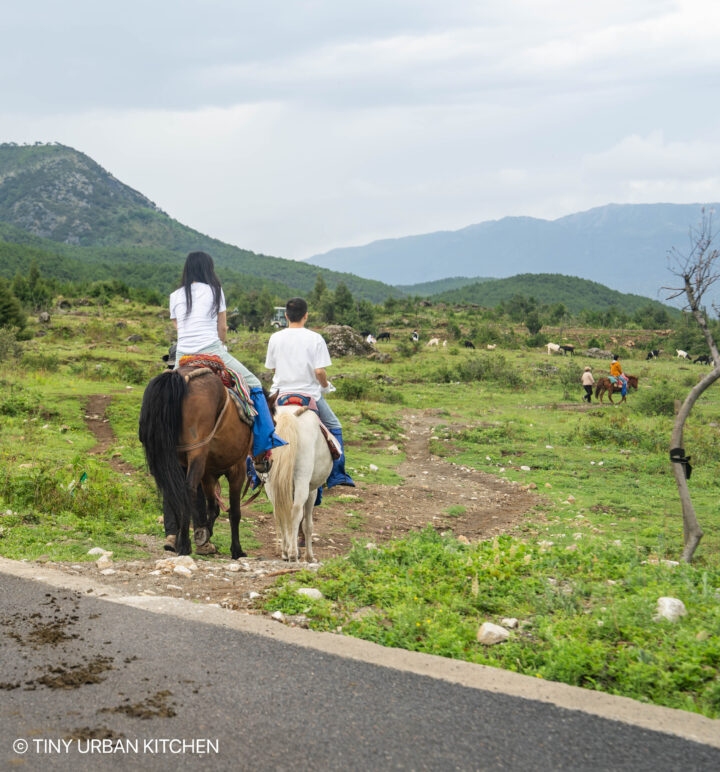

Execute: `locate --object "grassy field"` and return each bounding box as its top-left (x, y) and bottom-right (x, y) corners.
top-left (0, 300), bottom-right (719, 716)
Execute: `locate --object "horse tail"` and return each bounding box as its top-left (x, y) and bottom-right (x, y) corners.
top-left (268, 412), bottom-right (299, 523)
top-left (138, 370), bottom-right (194, 553)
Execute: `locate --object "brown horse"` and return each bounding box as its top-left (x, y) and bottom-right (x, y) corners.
top-left (139, 366), bottom-right (272, 557)
top-left (594, 374), bottom-right (638, 404)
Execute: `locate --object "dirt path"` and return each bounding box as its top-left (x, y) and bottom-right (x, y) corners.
top-left (68, 397), bottom-right (540, 612)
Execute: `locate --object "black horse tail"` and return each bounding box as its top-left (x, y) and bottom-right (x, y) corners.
top-left (138, 370), bottom-right (193, 554)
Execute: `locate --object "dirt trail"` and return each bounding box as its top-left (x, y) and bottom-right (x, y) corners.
top-left (66, 397), bottom-right (540, 610)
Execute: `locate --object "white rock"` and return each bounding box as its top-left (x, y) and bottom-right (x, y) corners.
top-left (248, 591), bottom-right (261, 600)
top-left (387, 444), bottom-right (400, 453)
top-left (148, 570), bottom-right (162, 576)
top-left (661, 560), bottom-right (680, 568)
top-left (166, 584), bottom-right (183, 591)
top-left (271, 610), bottom-right (285, 622)
top-left (654, 597), bottom-right (687, 623)
top-left (100, 568), bottom-right (116, 576)
top-left (520, 465), bottom-right (531, 471)
top-left (501, 617), bottom-right (519, 629)
top-left (566, 495), bottom-right (576, 503)
top-left (173, 565), bottom-right (193, 577)
top-left (173, 555), bottom-right (197, 570)
top-left (88, 547), bottom-right (112, 556)
top-left (226, 563), bottom-right (241, 572)
top-left (297, 587), bottom-right (324, 600)
top-left (477, 622), bottom-right (510, 645)
top-left (369, 464), bottom-right (379, 472)
top-left (96, 555), bottom-right (113, 568)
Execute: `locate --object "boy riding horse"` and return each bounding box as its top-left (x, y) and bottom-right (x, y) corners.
top-left (265, 297), bottom-right (355, 490)
top-left (610, 355), bottom-right (628, 396)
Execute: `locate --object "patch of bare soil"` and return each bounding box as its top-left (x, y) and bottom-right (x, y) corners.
top-left (71, 402), bottom-right (541, 612)
top-left (85, 394), bottom-right (136, 475)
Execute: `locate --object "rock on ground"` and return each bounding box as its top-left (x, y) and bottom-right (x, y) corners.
top-left (323, 325), bottom-right (374, 357)
top-left (477, 622), bottom-right (510, 645)
top-left (654, 597), bottom-right (687, 623)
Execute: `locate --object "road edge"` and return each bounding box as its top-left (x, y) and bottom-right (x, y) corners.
top-left (2, 557), bottom-right (718, 750)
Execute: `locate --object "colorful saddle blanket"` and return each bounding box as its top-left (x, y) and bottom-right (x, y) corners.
top-left (277, 392), bottom-right (341, 460)
top-left (179, 354), bottom-right (257, 423)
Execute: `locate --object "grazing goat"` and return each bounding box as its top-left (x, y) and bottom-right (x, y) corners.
top-left (646, 350), bottom-right (660, 360)
top-left (376, 332), bottom-right (391, 342)
top-left (547, 342), bottom-right (562, 355)
top-left (463, 340), bottom-right (475, 349)
top-left (427, 338), bottom-right (440, 346)
top-left (486, 344), bottom-right (497, 350)
top-left (694, 354), bottom-right (711, 365)
top-left (677, 349), bottom-right (690, 359)
top-left (559, 344), bottom-right (574, 356)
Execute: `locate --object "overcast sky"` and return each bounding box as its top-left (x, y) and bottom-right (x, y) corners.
top-left (2, 1), bottom-right (719, 260)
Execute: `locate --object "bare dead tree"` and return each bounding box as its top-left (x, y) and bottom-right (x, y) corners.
top-left (663, 208), bottom-right (720, 561)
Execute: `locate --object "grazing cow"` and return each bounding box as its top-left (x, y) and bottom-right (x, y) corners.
top-left (547, 342), bottom-right (562, 355)
top-left (486, 344), bottom-right (497, 350)
top-left (559, 344), bottom-right (574, 356)
top-left (411, 330), bottom-right (419, 342)
top-left (360, 330), bottom-right (371, 338)
top-left (646, 350), bottom-right (660, 360)
top-left (463, 340), bottom-right (475, 349)
top-left (694, 354), bottom-right (711, 365)
top-left (376, 332), bottom-right (391, 342)
top-left (677, 349), bottom-right (690, 359)
top-left (427, 338), bottom-right (440, 346)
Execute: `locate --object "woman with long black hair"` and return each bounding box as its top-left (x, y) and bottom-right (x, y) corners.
top-left (169, 250), bottom-right (285, 472)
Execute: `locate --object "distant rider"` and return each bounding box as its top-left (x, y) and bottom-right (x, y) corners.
top-left (610, 355), bottom-right (628, 396)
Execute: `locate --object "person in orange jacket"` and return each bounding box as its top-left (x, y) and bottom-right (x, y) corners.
top-left (610, 355), bottom-right (628, 396)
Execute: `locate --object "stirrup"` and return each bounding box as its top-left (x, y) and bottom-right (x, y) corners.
top-left (253, 453), bottom-right (272, 475)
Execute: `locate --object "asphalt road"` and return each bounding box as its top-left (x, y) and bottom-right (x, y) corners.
top-left (1, 572), bottom-right (719, 771)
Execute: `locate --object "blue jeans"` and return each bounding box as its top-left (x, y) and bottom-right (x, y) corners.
top-left (316, 397), bottom-right (341, 432)
top-left (174, 340), bottom-right (261, 390)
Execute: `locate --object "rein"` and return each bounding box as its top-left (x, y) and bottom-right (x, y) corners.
top-left (176, 390), bottom-right (232, 452)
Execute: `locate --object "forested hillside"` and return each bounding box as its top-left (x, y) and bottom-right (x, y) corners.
top-left (0, 143), bottom-right (401, 302)
top-left (438, 273), bottom-right (680, 316)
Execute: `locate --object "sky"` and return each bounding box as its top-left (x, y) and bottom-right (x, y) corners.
top-left (2, 0), bottom-right (719, 260)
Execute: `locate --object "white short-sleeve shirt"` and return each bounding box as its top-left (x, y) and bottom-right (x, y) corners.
top-left (265, 327), bottom-right (331, 401)
top-left (169, 283), bottom-right (226, 353)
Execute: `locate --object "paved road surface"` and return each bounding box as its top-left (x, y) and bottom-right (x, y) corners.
top-left (1, 571), bottom-right (719, 771)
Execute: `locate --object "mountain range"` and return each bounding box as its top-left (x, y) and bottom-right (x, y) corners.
top-left (306, 203), bottom-right (719, 302)
top-left (0, 143), bottom-right (698, 314)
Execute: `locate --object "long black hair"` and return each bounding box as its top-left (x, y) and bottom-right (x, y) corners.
top-left (179, 251), bottom-right (223, 317)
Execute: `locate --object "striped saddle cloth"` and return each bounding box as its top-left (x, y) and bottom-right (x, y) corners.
top-left (178, 354), bottom-right (257, 423)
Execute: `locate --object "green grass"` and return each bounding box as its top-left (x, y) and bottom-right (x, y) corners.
top-left (2, 298), bottom-right (720, 716)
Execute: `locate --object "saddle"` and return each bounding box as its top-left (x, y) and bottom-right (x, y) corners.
top-left (277, 392), bottom-right (341, 460)
top-left (178, 354), bottom-right (256, 426)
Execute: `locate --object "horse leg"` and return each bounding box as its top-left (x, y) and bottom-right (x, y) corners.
top-left (178, 453), bottom-right (205, 555)
top-left (287, 486), bottom-right (311, 563)
top-left (227, 465), bottom-right (246, 560)
top-left (196, 476), bottom-right (218, 551)
top-left (302, 495), bottom-right (316, 563)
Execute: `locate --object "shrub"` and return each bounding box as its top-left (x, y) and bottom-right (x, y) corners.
top-left (634, 382), bottom-right (681, 417)
top-left (427, 354), bottom-right (525, 389)
top-left (334, 377), bottom-right (404, 404)
top-left (0, 327), bottom-right (21, 362)
top-left (586, 337), bottom-right (602, 349)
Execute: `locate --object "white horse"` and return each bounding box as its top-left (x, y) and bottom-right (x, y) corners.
top-left (265, 406), bottom-right (333, 562)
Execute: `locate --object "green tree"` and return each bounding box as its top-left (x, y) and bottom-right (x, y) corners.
top-left (332, 282), bottom-right (359, 327)
top-left (525, 311), bottom-right (543, 335)
top-left (309, 275), bottom-right (327, 306)
top-left (0, 280), bottom-right (26, 329)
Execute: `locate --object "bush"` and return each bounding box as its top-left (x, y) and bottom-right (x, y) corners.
top-left (526, 332), bottom-right (549, 348)
top-left (427, 354), bottom-right (525, 389)
top-left (334, 377), bottom-right (404, 404)
top-left (0, 327), bottom-right (21, 362)
top-left (586, 337), bottom-right (602, 349)
top-left (634, 383), bottom-right (681, 417)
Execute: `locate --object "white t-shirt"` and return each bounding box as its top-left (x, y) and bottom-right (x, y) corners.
top-left (169, 283), bottom-right (226, 352)
top-left (265, 327), bottom-right (332, 401)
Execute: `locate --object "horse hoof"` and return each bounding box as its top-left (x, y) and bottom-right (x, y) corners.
top-left (195, 541), bottom-right (218, 556)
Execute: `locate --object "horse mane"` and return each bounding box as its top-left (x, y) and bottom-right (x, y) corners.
top-left (268, 411), bottom-right (299, 520)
